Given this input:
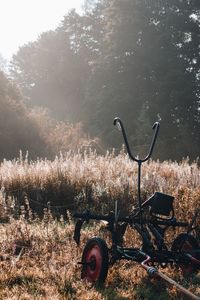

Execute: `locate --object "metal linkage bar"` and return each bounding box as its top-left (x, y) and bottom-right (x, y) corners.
top-left (141, 253), bottom-right (200, 300)
top-left (186, 254), bottom-right (200, 267)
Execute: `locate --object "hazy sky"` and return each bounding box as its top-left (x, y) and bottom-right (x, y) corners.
top-left (0, 0), bottom-right (84, 61)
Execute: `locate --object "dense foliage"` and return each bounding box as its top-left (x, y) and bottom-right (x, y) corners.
top-left (0, 70), bottom-right (96, 159)
top-left (0, 71), bottom-right (49, 158)
top-left (10, 0), bottom-right (200, 160)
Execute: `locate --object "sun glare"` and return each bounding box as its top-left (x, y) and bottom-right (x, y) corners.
top-left (0, 0), bottom-right (83, 60)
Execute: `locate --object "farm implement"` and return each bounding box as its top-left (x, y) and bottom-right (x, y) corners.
top-left (73, 118), bottom-right (200, 299)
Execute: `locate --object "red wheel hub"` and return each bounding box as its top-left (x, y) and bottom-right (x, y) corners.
top-left (85, 245), bottom-right (102, 282)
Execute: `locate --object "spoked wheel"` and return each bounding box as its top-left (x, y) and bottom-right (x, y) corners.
top-left (81, 237), bottom-right (109, 285)
top-left (171, 233), bottom-right (200, 276)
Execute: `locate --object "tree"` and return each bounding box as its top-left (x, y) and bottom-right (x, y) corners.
top-left (10, 22), bottom-right (90, 123)
top-left (83, 0), bottom-right (200, 159)
top-left (10, 0), bottom-right (200, 159)
top-left (0, 53), bottom-right (7, 72)
top-left (0, 71), bottom-right (49, 159)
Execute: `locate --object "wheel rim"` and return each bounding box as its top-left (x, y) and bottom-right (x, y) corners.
top-left (180, 241), bottom-right (194, 276)
top-left (171, 233), bottom-right (200, 277)
top-left (84, 244), bottom-right (103, 282)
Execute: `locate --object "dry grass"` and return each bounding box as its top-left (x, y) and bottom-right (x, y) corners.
top-left (0, 151), bottom-right (199, 299)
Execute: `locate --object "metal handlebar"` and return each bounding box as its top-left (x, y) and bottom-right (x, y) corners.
top-left (113, 117), bottom-right (160, 163)
top-left (73, 212), bottom-right (188, 227)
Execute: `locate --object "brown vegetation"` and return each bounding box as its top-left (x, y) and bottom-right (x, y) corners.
top-left (0, 152), bottom-right (199, 299)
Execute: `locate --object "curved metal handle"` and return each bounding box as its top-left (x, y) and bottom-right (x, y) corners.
top-left (113, 117), bottom-right (160, 163)
top-left (113, 117), bottom-right (138, 162)
top-left (143, 121), bottom-right (160, 162)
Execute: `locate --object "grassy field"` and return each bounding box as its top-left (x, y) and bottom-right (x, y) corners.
top-left (0, 151), bottom-right (199, 299)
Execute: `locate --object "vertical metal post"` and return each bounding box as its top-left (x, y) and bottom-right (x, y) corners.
top-left (138, 160), bottom-right (142, 225)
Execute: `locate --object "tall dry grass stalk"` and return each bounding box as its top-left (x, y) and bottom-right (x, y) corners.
top-left (0, 150), bottom-right (199, 220)
top-left (0, 150), bottom-right (199, 298)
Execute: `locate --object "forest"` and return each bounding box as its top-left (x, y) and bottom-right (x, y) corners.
top-left (0, 0), bottom-right (199, 161)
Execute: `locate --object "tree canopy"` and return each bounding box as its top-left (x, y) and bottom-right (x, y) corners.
top-left (10, 0), bottom-right (200, 160)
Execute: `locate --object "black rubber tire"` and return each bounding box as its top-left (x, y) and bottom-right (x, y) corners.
top-left (171, 233), bottom-right (200, 276)
top-left (81, 237), bottom-right (109, 285)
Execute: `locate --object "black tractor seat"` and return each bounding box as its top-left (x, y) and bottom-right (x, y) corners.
top-left (142, 192), bottom-right (174, 218)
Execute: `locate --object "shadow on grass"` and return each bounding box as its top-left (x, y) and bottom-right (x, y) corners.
top-left (97, 286), bottom-right (129, 300)
top-left (135, 277), bottom-right (171, 300)
top-left (4, 275), bottom-right (45, 297)
top-left (58, 279), bottom-right (76, 298)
